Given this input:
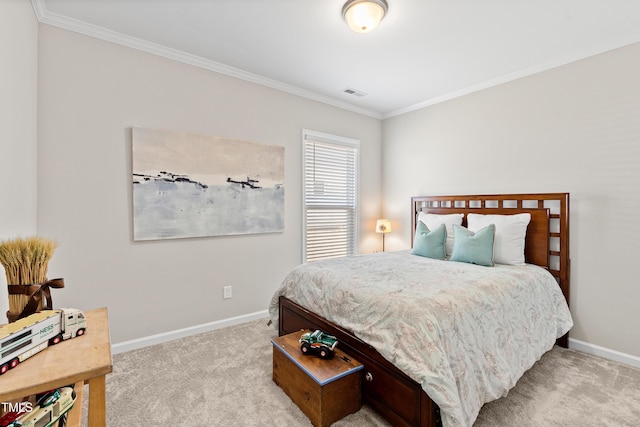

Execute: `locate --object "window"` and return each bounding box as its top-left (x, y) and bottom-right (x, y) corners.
top-left (303, 130), bottom-right (359, 262)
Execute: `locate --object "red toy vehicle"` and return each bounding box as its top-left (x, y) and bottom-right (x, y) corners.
top-left (0, 402), bottom-right (31, 427)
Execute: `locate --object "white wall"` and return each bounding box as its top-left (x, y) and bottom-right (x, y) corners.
top-left (382, 43), bottom-right (640, 357)
top-left (36, 25), bottom-right (382, 343)
top-left (0, 1), bottom-right (39, 319)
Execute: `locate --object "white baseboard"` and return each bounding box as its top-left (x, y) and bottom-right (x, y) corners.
top-left (569, 338), bottom-right (640, 369)
top-left (112, 316), bottom-right (640, 370)
top-left (111, 309), bottom-right (270, 354)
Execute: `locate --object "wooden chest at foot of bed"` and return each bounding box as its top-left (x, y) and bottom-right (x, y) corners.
top-left (272, 331), bottom-right (364, 427)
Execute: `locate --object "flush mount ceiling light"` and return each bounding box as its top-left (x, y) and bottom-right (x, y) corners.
top-left (342, 0), bottom-right (388, 34)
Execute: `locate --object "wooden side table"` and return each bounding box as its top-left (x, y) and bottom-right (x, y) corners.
top-left (0, 307), bottom-right (112, 427)
top-left (272, 330), bottom-right (363, 427)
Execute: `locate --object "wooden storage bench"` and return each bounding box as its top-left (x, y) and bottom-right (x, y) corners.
top-left (272, 330), bottom-right (363, 427)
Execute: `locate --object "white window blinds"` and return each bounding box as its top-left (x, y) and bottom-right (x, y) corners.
top-left (303, 130), bottom-right (359, 262)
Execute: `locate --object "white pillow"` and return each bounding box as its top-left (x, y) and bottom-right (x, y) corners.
top-left (466, 213), bottom-right (531, 265)
top-left (417, 212), bottom-right (464, 257)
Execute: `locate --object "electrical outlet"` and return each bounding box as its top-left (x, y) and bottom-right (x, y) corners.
top-left (223, 285), bottom-right (232, 299)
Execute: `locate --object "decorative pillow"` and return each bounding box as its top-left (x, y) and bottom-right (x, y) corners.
top-left (467, 213), bottom-right (531, 265)
top-left (450, 224), bottom-right (496, 267)
top-left (417, 212), bottom-right (464, 257)
top-left (411, 223), bottom-right (447, 260)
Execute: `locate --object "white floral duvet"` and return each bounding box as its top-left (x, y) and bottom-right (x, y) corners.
top-left (268, 251), bottom-right (573, 427)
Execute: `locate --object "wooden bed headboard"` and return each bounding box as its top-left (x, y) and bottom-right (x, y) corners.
top-left (411, 193), bottom-right (570, 335)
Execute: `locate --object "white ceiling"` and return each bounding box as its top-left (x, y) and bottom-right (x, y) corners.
top-left (34, 0), bottom-right (640, 119)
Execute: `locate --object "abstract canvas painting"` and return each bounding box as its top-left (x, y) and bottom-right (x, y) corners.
top-left (132, 127), bottom-right (284, 240)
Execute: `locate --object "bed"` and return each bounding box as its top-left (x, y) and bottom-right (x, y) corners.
top-left (269, 193), bottom-right (572, 427)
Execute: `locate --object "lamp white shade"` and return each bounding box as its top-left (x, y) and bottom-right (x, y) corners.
top-left (376, 219), bottom-right (391, 234)
top-left (342, 0), bottom-right (388, 34)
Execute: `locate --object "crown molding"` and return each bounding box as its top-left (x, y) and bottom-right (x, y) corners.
top-left (31, 0), bottom-right (46, 19)
top-left (31, 0), bottom-right (382, 120)
top-left (382, 28), bottom-right (640, 119)
top-left (32, 0), bottom-right (640, 122)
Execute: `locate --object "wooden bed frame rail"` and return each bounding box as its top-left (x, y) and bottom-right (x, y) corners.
top-left (279, 296), bottom-right (441, 427)
top-left (279, 193), bottom-right (570, 427)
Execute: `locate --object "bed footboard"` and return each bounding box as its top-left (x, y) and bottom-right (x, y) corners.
top-left (279, 296), bottom-right (441, 427)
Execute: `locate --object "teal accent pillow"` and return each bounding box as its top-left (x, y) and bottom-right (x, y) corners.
top-left (450, 224), bottom-right (496, 267)
top-left (411, 222), bottom-right (447, 260)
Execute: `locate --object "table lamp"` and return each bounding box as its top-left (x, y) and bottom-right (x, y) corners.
top-left (375, 219), bottom-right (391, 251)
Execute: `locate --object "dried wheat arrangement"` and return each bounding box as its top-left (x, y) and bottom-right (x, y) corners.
top-left (0, 236), bottom-right (57, 318)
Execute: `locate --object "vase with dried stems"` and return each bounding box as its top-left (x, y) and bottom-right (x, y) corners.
top-left (0, 236), bottom-right (64, 323)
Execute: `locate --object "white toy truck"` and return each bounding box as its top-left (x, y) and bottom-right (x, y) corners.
top-left (0, 308), bottom-right (86, 375)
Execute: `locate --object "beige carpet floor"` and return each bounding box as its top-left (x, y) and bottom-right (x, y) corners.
top-left (90, 318), bottom-right (640, 426)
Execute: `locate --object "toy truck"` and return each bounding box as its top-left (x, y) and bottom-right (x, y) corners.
top-left (0, 404), bottom-right (30, 427)
top-left (0, 308), bottom-right (86, 375)
top-left (6, 386), bottom-right (77, 427)
top-left (299, 329), bottom-right (338, 359)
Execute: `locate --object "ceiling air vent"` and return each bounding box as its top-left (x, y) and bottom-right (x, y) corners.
top-left (343, 87), bottom-right (367, 97)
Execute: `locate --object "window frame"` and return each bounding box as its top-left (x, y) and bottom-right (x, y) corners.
top-left (302, 129), bottom-right (360, 263)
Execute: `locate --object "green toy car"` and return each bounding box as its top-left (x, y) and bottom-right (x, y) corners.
top-left (299, 330), bottom-right (338, 359)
